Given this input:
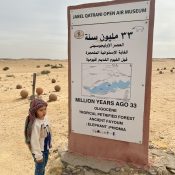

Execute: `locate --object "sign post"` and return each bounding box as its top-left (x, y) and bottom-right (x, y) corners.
top-left (68, 0), bottom-right (155, 167)
top-left (30, 73), bottom-right (36, 100)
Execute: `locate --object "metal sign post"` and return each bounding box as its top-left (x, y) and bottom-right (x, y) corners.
top-left (30, 73), bottom-right (36, 100)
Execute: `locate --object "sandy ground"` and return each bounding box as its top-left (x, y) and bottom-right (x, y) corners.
top-left (0, 59), bottom-right (174, 175)
top-left (150, 59), bottom-right (175, 151)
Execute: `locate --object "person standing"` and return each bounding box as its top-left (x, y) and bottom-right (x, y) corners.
top-left (25, 98), bottom-right (52, 175)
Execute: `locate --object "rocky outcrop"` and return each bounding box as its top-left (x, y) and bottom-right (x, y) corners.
top-left (48, 146), bottom-right (175, 175)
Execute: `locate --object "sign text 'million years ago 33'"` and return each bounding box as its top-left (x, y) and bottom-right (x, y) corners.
top-left (69, 1), bottom-right (151, 144)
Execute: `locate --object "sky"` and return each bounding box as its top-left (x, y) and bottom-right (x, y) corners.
top-left (0, 0), bottom-right (174, 59)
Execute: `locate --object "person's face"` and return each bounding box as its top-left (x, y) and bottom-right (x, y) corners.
top-left (36, 106), bottom-right (47, 119)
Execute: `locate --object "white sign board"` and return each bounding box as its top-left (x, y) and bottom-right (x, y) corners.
top-left (70, 1), bottom-right (150, 143)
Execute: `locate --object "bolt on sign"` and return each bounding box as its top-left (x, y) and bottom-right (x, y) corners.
top-left (68, 0), bottom-right (155, 166)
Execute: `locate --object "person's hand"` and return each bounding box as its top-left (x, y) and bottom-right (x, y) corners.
top-left (36, 159), bottom-right (43, 163)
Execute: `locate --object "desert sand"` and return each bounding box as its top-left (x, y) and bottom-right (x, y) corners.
top-left (0, 58), bottom-right (174, 175)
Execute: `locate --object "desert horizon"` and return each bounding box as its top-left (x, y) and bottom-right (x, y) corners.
top-left (0, 57), bottom-right (175, 60)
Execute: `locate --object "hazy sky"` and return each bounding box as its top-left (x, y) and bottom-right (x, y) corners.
top-left (0, 0), bottom-right (174, 59)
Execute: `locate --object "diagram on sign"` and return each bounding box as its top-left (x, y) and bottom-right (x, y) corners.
top-left (82, 63), bottom-right (132, 100)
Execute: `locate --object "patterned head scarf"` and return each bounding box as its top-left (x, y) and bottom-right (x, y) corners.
top-left (24, 98), bottom-right (47, 149)
top-left (29, 98), bottom-right (48, 123)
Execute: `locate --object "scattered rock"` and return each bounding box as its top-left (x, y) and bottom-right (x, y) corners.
top-left (72, 168), bottom-right (82, 174)
top-left (41, 70), bottom-right (50, 74)
top-left (3, 67), bottom-right (9, 71)
top-left (36, 87), bottom-right (43, 95)
top-left (44, 64), bottom-right (51, 67)
top-left (20, 90), bottom-right (28, 99)
top-left (55, 85), bottom-right (61, 92)
top-left (49, 94), bottom-right (57, 101)
top-left (166, 150), bottom-right (174, 155)
top-left (53, 149), bottom-right (58, 154)
top-left (51, 64), bottom-right (63, 69)
top-left (166, 166), bottom-right (175, 174)
top-left (6, 74), bottom-right (15, 78)
top-left (166, 164), bottom-right (175, 171)
top-left (52, 79), bottom-right (56, 83)
top-left (16, 84), bottom-right (22, 89)
top-left (51, 65), bottom-right (59, 69)
top-left (149, 144), bottom-right (155, 149)
top-left (159, 136), bottom-right (164, 139)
